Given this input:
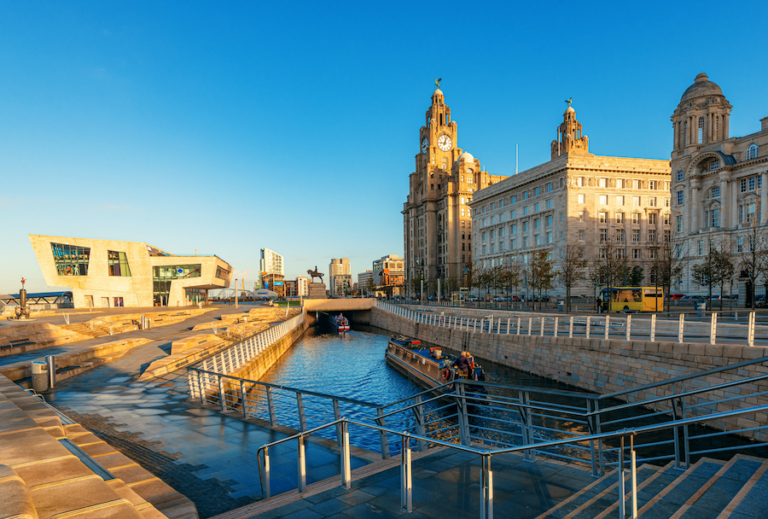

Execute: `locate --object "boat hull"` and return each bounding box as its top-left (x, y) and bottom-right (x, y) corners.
top-left (385, 341), bottom-right (445, 390)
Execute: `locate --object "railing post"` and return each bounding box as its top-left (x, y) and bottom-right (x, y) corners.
top-left (414, 395), bottom-right (427, 452)
top-left (626, 314), bottom-right (632, 341)
top-left (296, 393), bottom-right (307, 432)
top-left (710, 312), bottom-right (718, 345)
top-left (585, 316), bottom-right (591, 339)
top-left (522, 391), bottom-right (535, 462)
top-left (400, 435), bottom-right (412, 513)
top-left (266, 387), bottom-right (277, 427)
top-left (218, 376), bottom-right (227, 413)
top-left (650, 314), bottom-right (656, 342)
top-left (262, 448), bottom-right (271, 499)
top-left (517, 317), bottom-right (521, 335)
top-left (333, 399), bottom-right (343, 448)
top-left (569, 316), bottom-right (574, 338)
top-left (748, 312), bottom-right (755, 347)
top-left (619, 436), bottom-right (625, 519)
top-left (197, 371), bottom-right (205, 404)
top-left (586, 400), bottom-right (598, 477)
top-left (340, 420), bottom-right (351, 489)
top-left (507, 317), bottom-right (510, 334)
top-left (630, 436), bottom-right (638, 519)
top-left (604, 315), bottom-right (610, 340)
top-left (678, 313), bottom-right (685, 343)
top-left (528, 317), bottom-right (532, 336)
top-left (553, 316), bottom-right (559, 337)
top-left (594, 399), bottom-right (605, 476)
top-left (540, 317), bottom-right (545, 336)
top-left (376, 408), bottom-right (390, 459)
top-left (240, 380), bottom-right (248, 420)
top-left (480, 455), bottom-right (493, 519)
top-left (474, 320), bottom-right (478, 333)
top-left (297, 435), bottom-right (307, 493)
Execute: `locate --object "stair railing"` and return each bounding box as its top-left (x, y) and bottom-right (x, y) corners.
top-left (256, 403), bottom-right (768, 519)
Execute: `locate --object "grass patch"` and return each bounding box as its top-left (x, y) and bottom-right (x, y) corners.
top-left (274, 301), bottom-right (302, 307)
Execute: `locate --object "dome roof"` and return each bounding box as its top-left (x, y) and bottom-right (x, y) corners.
top-left (680, 73), bottom-right (723, 103)
top-left (432, 88), bottom-right (443, 97)
top-left (565, 105), bottom-right (575, 114)
top-left (459, 151), bottom-right (474, 163)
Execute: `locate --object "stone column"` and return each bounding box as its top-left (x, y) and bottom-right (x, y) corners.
top-left (720, 174), bottom-right (730, 229)
top-left (732, 177), bottom-right (739, 228)
top-left (762, 173), bottom-right (768, 224)
top-left (690, 179), bottom-right (700, 233)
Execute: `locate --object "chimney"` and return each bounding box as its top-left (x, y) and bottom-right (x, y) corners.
top-left (762, 116), bottom-right (768, 132)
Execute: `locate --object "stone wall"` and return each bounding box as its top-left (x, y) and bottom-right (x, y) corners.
top-left (230, 318), bottom-right (310, 381)
top-left (371, 307), bottom-right (768, 440)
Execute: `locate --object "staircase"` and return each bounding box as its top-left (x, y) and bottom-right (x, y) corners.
top-left (537, 454), bottom-right (768, 518)
top-left (62, 322), bottom-right (113, 338)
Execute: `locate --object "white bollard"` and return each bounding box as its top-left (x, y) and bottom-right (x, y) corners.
top-left (554, 317), bottom-right (559, 337)
top-left (528, 317), bottom-right (532, 336)
top-left (507, 317), bottom-right (511, 335)
top-left (678, 314), bottom-right (685, 344)
top-left (517, 317), bottom-right (521, 335)
top-left (585, 316), bottom-right (591, 339)
top-left (626, 314), bottom-right (632, 341)
top-left (650, 314), bottom-right (656, 342)
top-left (604, 315), bottom-right (610, 340)
top-left (569, 316), bottom-right (574, 338)
top-left (710, 313), bottom-right (718, 345)
top-left (540, 317), bottom-right (545, 336)
top-left (748, 312), bottom-right (755, 347)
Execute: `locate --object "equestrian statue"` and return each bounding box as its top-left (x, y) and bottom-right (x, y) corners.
top-left (307, 266), bottom-right (324, 284)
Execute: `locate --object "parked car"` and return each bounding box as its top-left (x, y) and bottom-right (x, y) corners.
top-left (667, 293), bottom-right (686, 301)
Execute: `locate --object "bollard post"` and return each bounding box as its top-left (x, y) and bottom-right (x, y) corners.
top-left (710, 313), bottom-right (718, 345)
top-left (45, 355), bottom-right (56, 389)
top-left (586, 316), bottom-right (591, 339)
top-left (650, 314), bottom-right (656, 342)
top-left (554, 317), bottom-right (559, 337)
top-left (678, 314), bottom-right (685, 343)
top-left (604, 315), bottom-right (610, 340)
top-left (626, 314), bottom-right (632, 341)
top-left (569, 316), bottom-right (574, 338)
top-left (748, 312), bottom-right (755, 347)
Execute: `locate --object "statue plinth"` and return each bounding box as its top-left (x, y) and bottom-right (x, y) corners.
top-left (307, 283), bottom-right (327, 300)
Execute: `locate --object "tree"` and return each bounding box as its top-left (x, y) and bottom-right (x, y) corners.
top-left (503, 260), bottom-right (522, 306)
top-left (590, 231), bottom-right (629, 307)
top-left (529, 250), bottom-right (555, 310)
top-left (557, 244), bottom-right (586, 313)
top-left (738, 214), bottom-right (768, 309)
top-left (629, 266), bottom-right (645, 287)
top-left (651, 239), bottom-right (686, 315)
top-left (366, 278), bottom-right (375, 297)
top-left (712, 240), bottom-right (735, 311)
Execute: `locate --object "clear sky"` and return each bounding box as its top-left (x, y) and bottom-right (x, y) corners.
top-left (2, 1), bottom-right (767, 293)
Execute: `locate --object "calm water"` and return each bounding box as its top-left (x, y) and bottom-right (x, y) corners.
top-left (257, 324), bottom-right (767, 464)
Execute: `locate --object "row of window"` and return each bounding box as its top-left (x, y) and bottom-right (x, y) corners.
top-left (598, 212), bottom-right (670, 225)
top-left (586, 194), bottom-right (670, 207)
top-left (599, 229), bottom-right (670, 242)
top-left (480, 200), bottom-right (554, 226)
top-left (51, 244), bottom-right (133, 277)
top-left (481, 232), bottom-right (555, 254)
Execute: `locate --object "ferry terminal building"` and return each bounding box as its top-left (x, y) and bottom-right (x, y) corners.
top-left (28, 234), bottom-right (234, 308)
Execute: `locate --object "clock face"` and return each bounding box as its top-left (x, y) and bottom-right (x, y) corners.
top-left (437, 135), bottom-right (452, 152)
top-left (421, 138), bottom-right (428, 154)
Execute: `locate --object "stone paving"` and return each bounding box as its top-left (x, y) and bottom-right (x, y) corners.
top-left (44, 333), bottom-right (370, 518)
top-left (255, 448), bottom-right (596, 519)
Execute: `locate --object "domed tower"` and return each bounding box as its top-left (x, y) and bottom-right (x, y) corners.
top-left (671, 73), bottom-right (731, 158)
top-left (551, 103), bottom-right (589, 160)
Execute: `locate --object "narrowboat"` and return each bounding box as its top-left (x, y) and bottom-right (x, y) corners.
top-left (327, 313), bottom-right (350, 333)
top-left (385, 335), bottom-right (485, 390)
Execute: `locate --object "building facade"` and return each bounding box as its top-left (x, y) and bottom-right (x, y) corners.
top-left (262, 273), bottom-right (285, 297)
top-left (357, 270), bottom-right (374, 292)
top-left (469, 106), bottom-right (671, 296)
top-left (295, 275), bottom-right (309, 297)
top-left (29, 235), bottom-right (233, 308)
top-left (671, 73), bottom-right (768, 300)
top-left (331, 274), bottom-right (352, 297)
top-left (329, 258), bottom-right (351, 297)
top-left (402, 87), bottom-right (506, 297)
top-left (260, 248), bottom-right (284, 289)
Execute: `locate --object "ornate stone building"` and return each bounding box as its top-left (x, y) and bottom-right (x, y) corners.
top-left (402, 87), bottom-right (506, 297)
top-left (671, 73), bottom-right (768, 300)
top-left (469, 105), bottom-right (671, 296)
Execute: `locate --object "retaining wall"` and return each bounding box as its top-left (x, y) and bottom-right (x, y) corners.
top-left (371, 306), bottom-right (768, 440)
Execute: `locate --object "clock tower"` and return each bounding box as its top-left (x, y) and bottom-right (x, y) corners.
top-left (402, 85), bottom-right (506, 300)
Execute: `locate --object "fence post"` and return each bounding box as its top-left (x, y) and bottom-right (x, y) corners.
top-left (218, 376), bottom-right (227, 413)
top-left (197, 371), bottom-right (205, 404)
top-left (650, 314), bottom-right (656, 342)
top-left (480, 319), bottom-right (484, 334)
top-left (377, 408), bottom-right (391, 459)
top-left (710, 313), bottom-right (718, 345)
top-left (296, 393), bottom-right (307, 432)
top-left (262, 448), bottom-right (271, 499)
top-left (266, 387), bottom-right (277, 427)
top-left (626, 315), bottom-right (632, 341)
top-left (521, 391), bottom-right (535, 462)
top-left (528, 317), bottom-right (532, 336)
top-left (569, 316), bottom-right (574, 338)
top-left (480, 455), bottom-right (493, 519)
top-left (333, 399), bottom-right (343, 448)
top-left (631, 436), bottom-right (638, 519)
top-left (554, 317), bottom-right (559, 338)
top-left (604, 315), bottom-right (610, 340)
top-left (540, 317), bottom-right (545, 336)
top-left (585, 316), bottom-right (591, 339)
top-left (678, 313), bottom-right (685, 343)
top-left (507, 317), bottom-right (511, 334)
top-left (297, 435), bottom-right (307, 493)
top-left (618, 437), bottom-right (625, 519)
top-left (414, 395), bottom-right (427, 452)
top-left (240, 380), bottom-right (248, 420)
top-left (748, 312), bottom-right (755, 347)
top-left (401, 435), bottom-right (413, 513)
top-left (341, 420), bottom-right (352, 488)
top-left (517, 317), bottom-right (521, 335)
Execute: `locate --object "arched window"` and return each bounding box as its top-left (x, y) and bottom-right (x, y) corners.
top-left (748, 143), bottom-right (758, 160)
top-left (677, 170), bottom-right (684, 182)
top-left (698, 118), bottom-right (704, 144)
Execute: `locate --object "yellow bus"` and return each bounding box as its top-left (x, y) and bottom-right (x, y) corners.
top-left (601, 287), bottom-right (664, 313)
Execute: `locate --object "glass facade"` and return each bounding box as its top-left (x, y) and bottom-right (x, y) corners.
top-left (153, 264), bottom-right (201, 306)
top-left (51, 243), bottom-right (90, 276)
top-left (108, 251), bottom-right (131, 276)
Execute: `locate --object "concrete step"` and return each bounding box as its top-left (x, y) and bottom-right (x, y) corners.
top-left (724, 457), bottom-right (768, 518)
top-left (535, 469), bottom-right (623, 518)
top-left (590, 463), bottom-right (679, 519)
top-left (637, 458), bottom-right (725, 518)
top-left (565, 466), bottom-right (660, 519)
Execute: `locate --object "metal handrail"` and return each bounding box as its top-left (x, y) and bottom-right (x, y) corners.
top-left (255, 403), bottom-right (768, 518)
top-left (599, 354), bottom-right (768, 400)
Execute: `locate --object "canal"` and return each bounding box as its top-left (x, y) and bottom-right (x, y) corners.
top-left (257, 323), bottom-right (768, 465)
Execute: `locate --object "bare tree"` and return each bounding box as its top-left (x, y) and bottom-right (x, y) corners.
top-left (557, 243), bottom-right (586, 312)
top-left (738, 214), bottom-right (768, 309)
top-left (651, 240), bottom-right (686, 315)
top-left (529, 250), bottom-right (555, 310)
top-left (590, 231), bottom-right (629, 309)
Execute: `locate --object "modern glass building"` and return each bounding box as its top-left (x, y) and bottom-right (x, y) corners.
top-left (29, 235), bottom-right (234, 308)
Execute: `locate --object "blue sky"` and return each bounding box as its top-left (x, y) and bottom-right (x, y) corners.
top-left (2, 1), bottom-right (767, 292)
